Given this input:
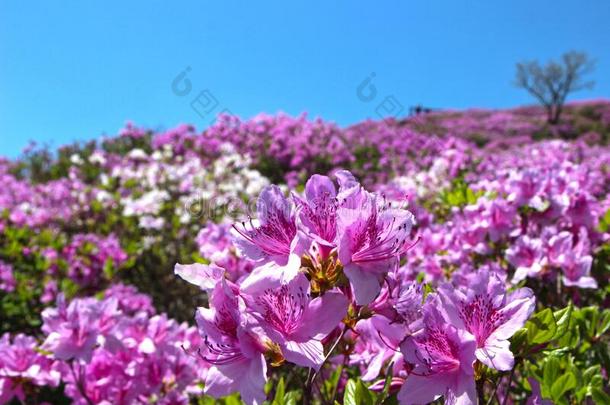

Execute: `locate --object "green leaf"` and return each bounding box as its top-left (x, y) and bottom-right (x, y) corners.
top-left (357, 380), bottom-right (375, 405)
top-left (553, 303), bottom-right (573, 339)
top-left (197, 396), bottom-right (217, 405)
top-left (592, 387), bottom-right (610, 404)
top-left (284, 391), bottom-right (300, 405)
top-left (323, 365), bottom-right (343, 402)
top-left (272, 377), bottom-right (285, 405)
top-left (527, 308), bottom-right (558, 345)
top-left (344, 379), bottom-right (359, 405)
top-left (509, 328), bottom-right (528, 354)
top-left (550, 372), bottom-right (577, 401)
top-left (596, 310), bottom-right (610, 338)
top-left (223, 393), bottom-right (243, 405)
top-left (583, 365), bottom-right (602, 385)
top-left (542, 356), bottom-right (560, 398)
top-left (344, 379), bottom-right (374, 405)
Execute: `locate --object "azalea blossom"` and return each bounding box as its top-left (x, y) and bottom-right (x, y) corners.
top-left (336, 177), bottom-right (415, 304)
top-left (351, 314), bottom-right (406, 382)
top-left (195, 278), bottom-right (268, 404)
top-left (240, 270), bottom-right (348, 370)
top-left (0, 334), bottom-right (61, 403)
top-left (547, 229), bottom-right (597, 289)
top-left (506, 235), bottom-right (546, 283)
top-left (398, 295), bottom-right (477, 405)
top-left (1, 105), bottom-right (608, 404)
top-left (41, 295), bottom-right (120, 362)
top-left (438, 270), bottom-right (536, 370)
top-left (232, 185), bottom-right (299, 266)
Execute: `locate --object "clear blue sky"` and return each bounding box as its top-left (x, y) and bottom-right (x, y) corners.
top-left (1, 1), bottom-right (609, 157)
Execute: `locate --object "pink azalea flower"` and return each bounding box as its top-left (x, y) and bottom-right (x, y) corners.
top-left (506, 235), bottom-right (546, 283)
top-left (41, 296), bottom-right (121, 362)
top-left (240, 270), bottom-right (348, 370)
top-left (351, 314), bottom-right (405, 382)
top-left (0, 333), bottom-right (60, 403)
top-left (548, 230), bottom-right (597, 289)
top-left (104, 283), bottom-right (155, 316)
top-left (486, 198), bottom-right (517, 242)
top-left (392, 281), bottom-right (424, 333)
top-left (292, 174), bottom-right (339, 257)
top-left (398, 296), bottom-right (477, 405)
top-left (196, 222), bottom-right (254, 281)
top-left (438, 270), bottom-right (536, 371)
top-left (195, 278), bottom-right (267, 405)
top-left (232, 185), bottom-right (299, 266)
top-left (561, 254), bottom-right (597, 289)
top-left (336, 175), bottom-right (415, 304)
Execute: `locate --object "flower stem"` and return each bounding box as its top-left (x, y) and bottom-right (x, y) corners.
top-left (69, 360), bottom-right (94, 405)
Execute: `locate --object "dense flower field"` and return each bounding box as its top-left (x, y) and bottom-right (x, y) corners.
top-left (1, 100), bottom-right (610, 404)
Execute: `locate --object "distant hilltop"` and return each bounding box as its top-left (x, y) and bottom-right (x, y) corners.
top-left (393, 99), bottom-right (610, 146)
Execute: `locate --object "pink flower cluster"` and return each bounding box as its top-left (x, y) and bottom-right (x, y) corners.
top-left (0, 334), bottom-right (61, 403)
top-left (31, 291), bottom-right (204, 404)
top-left (62, 234), bottom-right (128, 287)
top-left (350, 269), bottom-right (535, 404)
top-left (175, 171), bottom-right (536, 404)
top-left (395, 140), bottom-right (608, 295)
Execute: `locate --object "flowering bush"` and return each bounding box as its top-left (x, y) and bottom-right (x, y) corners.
top-left (0, 101), bottom-right (609, 404)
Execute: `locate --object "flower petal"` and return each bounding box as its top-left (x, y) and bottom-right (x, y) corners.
top-left (294, 291), bottom-right (348, 340)
top-left (344, 264), bottom-right (382, 305)
top-left (491, 287), bottom-right (536, 341)
top-left (476, 339), bottom-right (514, 371)
top-left (397, 373), bottom-right (447, 405)
top-left (174, 263), bottom-right (224, 291)
top-left (283, 339), bottom-right (325, 370)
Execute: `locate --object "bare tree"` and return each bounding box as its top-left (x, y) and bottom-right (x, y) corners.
top-left (515, 51), bottom-right (595, 124)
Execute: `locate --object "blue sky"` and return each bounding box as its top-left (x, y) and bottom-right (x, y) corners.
top-left (1, 1), bottom-right (609, 157)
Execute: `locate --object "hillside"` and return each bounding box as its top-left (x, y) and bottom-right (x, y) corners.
top-left (0, 100), bottom-right (609, 404)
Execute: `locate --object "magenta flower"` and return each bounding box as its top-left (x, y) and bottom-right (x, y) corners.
top-left (392, 281), bottom-right (424, 333)
top-left (104, 283), bottom-right (155, 316)
top-left (0, 260), bottom-right (15, 292)
top-left (506, 235), bottom-right (545, 283)
top-left (62, 233), bottom-right (128, 287)
top-left (196, 222), bottom-right (254, 281)
top-left (438, 270), bottom-right (535, 371)
top-left (195, 278), bottom-right (267, 405)
top-left (561, 255), bottom-right (596, 288)
top-left (0, 333), bottom-right (60, 403)
top-left (41, 295), bottom-right (121, 362)
top-left (352, 314), bottom-right (405, 382)
top-left (548, 230), bottom-right (597, 289)
top-left (485, 198), bottom-right (517, 242)
top-left (240, 270), bottom-right (348, 370)
top-left (336, 175), bottom-right (415, 304)
top-left (232, 185), bottom-right (299, 266)
top-left (398, 296), bottom-right (477, 405)
top-left (293, 174), bottom-right (339, 255)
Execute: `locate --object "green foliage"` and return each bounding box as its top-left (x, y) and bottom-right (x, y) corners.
top-left (344, 378), bottom-right (375, 405)
top-left (509, 304), bottom-right (610, 404)
top-left (424, 177), bottom-right (485, 222)
top-left (440, 178), bottom-right (483, 208)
